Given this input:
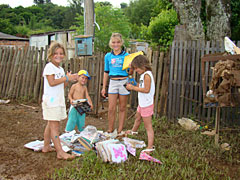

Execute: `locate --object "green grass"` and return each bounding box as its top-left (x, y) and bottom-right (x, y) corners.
top-left (49, 117), bottom-right (240, 180)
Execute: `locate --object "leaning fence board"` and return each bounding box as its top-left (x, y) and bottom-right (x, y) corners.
top-left (0, 48), bottom-right (9, 96)
top-left (34, 47), bottom-right (43, 100)
top-left (176, 41), bottom-right (183, 119)
top-left (29, 47), bottom-right (38, 97)
top-left (6, 48), bottom-right (18, 96)
top-left (154, 52), bottom-right (164, 117)
top-left (15, 48), bottom-right (25, 98)
top-left (168, 41), bottom-right (175, 120)
top-left (25, 47), bottom-right (35, 98)
top-left (8, 49), bottom-right (21, 97)
top-left (158, 55), bottom-right (170, 116)
top-left (2, 48), bottom-right (14, 97)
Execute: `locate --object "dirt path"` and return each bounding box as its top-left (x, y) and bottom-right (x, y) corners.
top-left (0, 102), bottom-right (109, 180)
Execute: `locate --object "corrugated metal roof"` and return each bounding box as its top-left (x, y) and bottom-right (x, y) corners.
top-left (0, 32), bottom-right (29, 41)
top-left (30, 29), bottom-right (76, 37)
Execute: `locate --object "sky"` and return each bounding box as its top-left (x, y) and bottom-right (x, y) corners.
top-left (0, 0), bottom-right (130, 8)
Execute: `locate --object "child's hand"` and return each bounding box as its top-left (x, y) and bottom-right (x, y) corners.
top-left (66, 72), bottom-right (78, 82)
top-left (126, 83), bottom-right (134, 90)
top-left (101, 89), bottom-right (106, 98)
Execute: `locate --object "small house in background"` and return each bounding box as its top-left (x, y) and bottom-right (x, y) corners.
top-left (29, 29), bottom-right (77, 59)
top-left (74, 35), bottom-right (93, 56)
top-left (129, 40), bottom-right (149, 54)
top-left (0, 32), bottom-right (29, 48)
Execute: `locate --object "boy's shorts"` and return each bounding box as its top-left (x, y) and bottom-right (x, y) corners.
top-left (108, 79), bottom-right (130, 95)
top-left (137, 104), bottom-right (154, 117)
top-left (42, 102), bottom-right (67, 121)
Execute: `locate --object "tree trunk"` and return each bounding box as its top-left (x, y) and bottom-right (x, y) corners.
top-left (206, 0), bottom-right (231, 40)
top-left (172, 0), bottom-right (205, 40)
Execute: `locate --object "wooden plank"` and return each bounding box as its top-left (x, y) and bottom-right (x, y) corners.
top-left (199, 41), bottom-right (206, 121)
top-left (167, 41), bottom-right (176, 121)
top-left (154, 52), bottom-right (164, 117)
top-left (15, 48), bottom-right (26, 98)
top-left (8, 49), bottom-right (22, 98)
top-left (176, 41), bottom-right (183, 119)
top-left (0, 47), bottom-right (10, 97)
top-left (29, 47), bottom-right (38, 98)
top-left (159, 54), bottom-right (170, 116)
top-left (180, 41), bottom-right (188, 117)
top-left (2, 47), bottom-right (14, 97)
top-left (194, 40), bottom-right (201, 117)
top-left (39, 46), bottom-right (48, 103)
top-left (189, 41), bottom-right (196, 115)
top-left (34, 47), bottom-right (43, 100)
top-left (152, 51), bottom-right (159, 83)
top-left (24, 47), bottom-right (35, 98)
top-left (172, 41), bottom-right (179, 121)
top-left (5, 48), bottom-right (17, 96)
top-left (20, 47), bottom-right (30, 97)
top-left (184, 41), bottom-right (192, 116)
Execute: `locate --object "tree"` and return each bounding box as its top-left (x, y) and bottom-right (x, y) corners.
top-left (147, 9), bottom-right (178, 50)
top-left (124, 0), bottom-right (158, 26)
top-left (73, 3), bottom-right (130, 52)
top-left (172, 0), bottom-right (231, 40)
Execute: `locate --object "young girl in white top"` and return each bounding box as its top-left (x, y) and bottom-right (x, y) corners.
top-left (126, 55), bottom-right (155, 153)
top-left (42, 41), bottom-right (78, 160)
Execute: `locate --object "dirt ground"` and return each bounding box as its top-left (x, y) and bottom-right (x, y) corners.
top-left (0, 102), bottom-right (111, 180)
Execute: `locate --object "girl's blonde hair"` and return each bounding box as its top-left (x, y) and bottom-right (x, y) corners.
top-left (108, 33), bottom-right (124, 49)
top-left (47, 41), bottom-right (66, 61)
top-left (131, 55), bottom-right (152, 71)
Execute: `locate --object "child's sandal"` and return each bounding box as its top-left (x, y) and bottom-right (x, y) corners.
top-left (141, 146), bottom-right (155, 153)
top-left (125, 130), bottom-right (138, 135)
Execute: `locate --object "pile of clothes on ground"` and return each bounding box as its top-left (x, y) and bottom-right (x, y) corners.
top-left (24, 125), bottom-right (162, 164)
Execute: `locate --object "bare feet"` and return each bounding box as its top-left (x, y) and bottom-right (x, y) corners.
top-left (42, 146), bottom-right (55, 153)
top-left (57, 152), bottom-right (75, 160)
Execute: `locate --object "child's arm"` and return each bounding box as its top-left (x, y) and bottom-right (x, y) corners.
top-left (68, 85), bottom-right (76, 105)
top-left (85, 87), bottom-right (93, 109)
top-left (101, 72), bottom-right (109, 98)
top-left (47, 72), bottom-right (78, 87)
top-left (126, 74), bottom-right (151, 93)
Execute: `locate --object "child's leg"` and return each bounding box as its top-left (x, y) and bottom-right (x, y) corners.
top-left (118, 95), bottom-right (128, 133)
top-left (42, 121), bottom-right (55, 152)
top-left (65, 107), bottom-right (77, 132)
top-left (107, 94), bottom-right (118, 132)
top-left (76, 113), bottom-right (86, 132)
top-left (49, 121), bottom-right (74, 159)
top-left (131, 111), bottom-right (142, 132)
top-left (142, 116), bottom-right (154, 149)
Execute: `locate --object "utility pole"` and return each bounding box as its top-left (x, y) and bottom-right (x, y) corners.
top-left (84, 0), bottom-right (94, 36)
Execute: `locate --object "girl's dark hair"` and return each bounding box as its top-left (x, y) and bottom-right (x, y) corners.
top-left (131, 55), bottom-right (152, 71)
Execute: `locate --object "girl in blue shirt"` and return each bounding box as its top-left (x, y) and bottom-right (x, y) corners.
top-left (101, 33), bottom-right (130, 134)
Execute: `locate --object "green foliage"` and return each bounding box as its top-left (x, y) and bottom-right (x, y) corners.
top-left (51, 117), bottom-right (240, 179)
top-left (74, 4), bottom-right (130, 52)
top-left (0, 18), bottom-right (17, 35)
top-left (15, 25), bottom-right (30, 36)
top-left (123, 0), bottom-right (158, 26)
top-left (231, 1), bottom-right (240, 40)
top-left (147, 9), bottom-right (178, 51)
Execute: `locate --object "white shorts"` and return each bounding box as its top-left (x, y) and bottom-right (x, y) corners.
top-left (108, 79), bottom-right (130, 95)
top-left (42, 102), bottom-right (67, 121)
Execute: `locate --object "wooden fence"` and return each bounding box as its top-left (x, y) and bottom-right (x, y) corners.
top-left (168, 40), bottom-right (240, 126)
top-left (0, 46), bottom-right (169, 116)
top-left (0, 41), bottom-right (239, 127)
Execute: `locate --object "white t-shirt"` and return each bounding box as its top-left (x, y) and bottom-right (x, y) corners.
top-left (42, 62), bottom-right (66, 107)
top-left (138, 71), bottom-right (155, 107)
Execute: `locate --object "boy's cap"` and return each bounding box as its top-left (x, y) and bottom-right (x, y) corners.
top-left (78, 70), bottom-right (91, 80)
